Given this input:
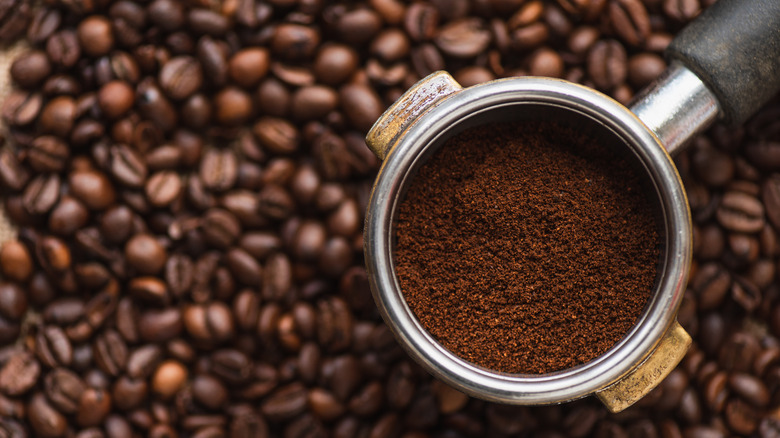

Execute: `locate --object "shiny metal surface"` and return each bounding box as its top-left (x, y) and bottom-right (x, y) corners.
top-left (364, 75), bottom-right (692, 405)
top-left (630, 62), bottom-right (721, 155)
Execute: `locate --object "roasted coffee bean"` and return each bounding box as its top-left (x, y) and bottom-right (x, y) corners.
top-left (11, 50), bottom-right (51, 89)
top-left (47, 30), bottom-right (80, 68)
top-left (28, 8), bottom-right (61, 43)
top-left (201, 208), bottom-right (241, 248)
top-left (35, 326), bottom-right (72, 368)
top-left (137, 78), bottom-right (178, 132)
top-left (125, 233), bottom-right (167, 275)
top-left (151, 360), bottom-right (187, 402)
top-left (138, 308), bottom-right (183, 343)
top-left (587, 39), bottom-right (627, 90)
top-left (608, 0), bottom-right (650, 47)
top-left (339, 84), bottom-right (383, 133)
top-left (0, 242), bottom-right (33, 284)
top-left (191, 374), bottom-right (228, 410)
top-left (93, 329), bottom-right (127, 376)
top-left (716, 191), bottom-right (765, 233)
top-left (28, 392), bottom-right (67, 438)
top-left (272, 24), bottom-right (320, 59)
top-left (404, 3), bottom-right (439, 42)
top-left (0, 350), bottom-right (40, 396)
top-left (69, 169), bottom-right (116, 210)
top-left (200, 148), bottom-right (237, 192)
top-left (664, 0), bottom-right (700, 22)
top-left (44, 368), bottom-right (85, 414)
top-left (159, 56), bottom-right (203, 100)
top-left (145, 171), bottom-right (182, 207)
top-left (210, 349), bottom-right (252, 385)
top-left (183, 302), bottom-right (235, 343)
top-left (23, 174), bottom-right (60, 215)
top-left (27, 136), bottom-right (68, 173)
top-left (228, 48), bottom-right (270, 88)
top-left (76, 387), bottom-right (112, 427)
top-left (0, 148), bottom-right (29, 191)
top-left (435, 18), bottom-right (491, 58)
top-left (261, 382), bottom-right (308, 421)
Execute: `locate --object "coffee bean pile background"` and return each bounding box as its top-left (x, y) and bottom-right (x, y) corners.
top-left (0, 0), bottom-right (779, 436)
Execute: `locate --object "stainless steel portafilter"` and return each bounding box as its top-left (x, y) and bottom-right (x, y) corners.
top-left (363, 0), bottom-right (780, 412)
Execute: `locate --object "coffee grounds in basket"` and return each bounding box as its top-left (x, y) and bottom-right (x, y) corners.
top-left (394, 121), bottom-right (661, 374)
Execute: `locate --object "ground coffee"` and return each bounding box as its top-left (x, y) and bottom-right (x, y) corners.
top-left (395, 121), bottom-right (661, 374)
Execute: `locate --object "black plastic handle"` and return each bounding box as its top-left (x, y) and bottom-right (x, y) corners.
top-left (666, 0), bottom-right (780, 125)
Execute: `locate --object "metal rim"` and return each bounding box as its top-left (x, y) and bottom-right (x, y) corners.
top-left (364, 77), bottom-right (691, 404)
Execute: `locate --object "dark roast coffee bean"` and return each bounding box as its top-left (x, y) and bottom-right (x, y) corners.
top-left (28, 392), bottom-right (67, 438)
top-left (313, 44), bottom-right (359, 85)
top-left (138, 308), bottom-right (183, 343)
top-left (272, 24), bottom-right (320, 59)
top-left (11, 50), bottom-right (51, 89)
top-left (404, 3), bottom-right (439, 42)
top-left (608, 0), bottom-right (650, 47)
top-left (35, 326), bottom-right (73, 368)
top-left (44, 368), bottom-right (86, 414)
top-left (76, 387), bottom-right (112, 427)
top-left (0, 148), bottom-right (29, 191)
top-left (46, 30), bottom-right (80, 68)
top-left (587, 39), bottom-right (627, 90)
top-left (0, 350), bottom-right (40, 396)
top-left (716, 191), bottom-right (765, 233)
top-left (201, 209), bottom-right (241, 248)
top-left (125, 233), bottom-right (167, 275)
top-left (109, 144), bottom-right (147, 188)
top-left (228, 48), bottom-right (270, 88)
top-left (28, 136), bottom-right (69, 173)
top-left (191, 374), bottom-right (228, 410)
top-left (183, 302), bottom-right (235, 343)
top-left (159, 56), bottom-right (203, 100)
top-left (3, 90), bottom-right (43, 126)
top-left (23, 174), bottom-right (60, 215)
top-left (69, 169), bottom-right (116, 210)
top-left (200, 148), bottom-right (237, 192)
top-left (664, 0), bottom-right (701, 22)
top-left (261, 383), bottom-right (308, 421)
top-left (197, 36), bottom-right (228, 86)
top-left (136, 78), bottom-right (178, 132)
top-left (27, 8), bottom-right (61, 44)
top-left (435, 18), bottom-right (491, 58)
top-left (97, 81), bottom-right (134, 119)
top-left (0, 242), bottom-right (33, 283)
top-left (49, 196), bottom-right (89, 235)
top-left (93, 329), bottom-right (128, 376)
top-left (145, 171), bottom-right (182, 207)
top-left (77, 16), bottom-right (114, 57)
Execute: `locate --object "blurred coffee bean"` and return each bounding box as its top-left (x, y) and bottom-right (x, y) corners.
top-left (608, 0), bottom-right (650, 46)
top-left (152, 360), bottom-right (187, 399)
top-left (125, 233), bottom-right (167, 275)
top-left (229, 48), bottom-right (270, 88)
top-left (0, 241), bottom-right (33, 283)
top-left (11, 50), bottom-right (51, 89)
top-left (159, 56), bottom-right (203, 100)
top-left (35, 326), bottom-right (72, 368)
top-left (587, 39), bottom-right (627, 91)
top-left (435, 18), bottom-right (491, 58)
top-left (716, 191), bottom-right (765, 233)
top-left (628, 53), bottom-right (666, 87)
top-left (0, 350), bottom-right (40, 396)
top-left (69, 169), bottom-right (116, 210)
top-left (314, 44), bottom-right (359, 85)
top-left (77, 16), bottom-right (114, 57)
top-left (28, 392), bottom-right (67, 438)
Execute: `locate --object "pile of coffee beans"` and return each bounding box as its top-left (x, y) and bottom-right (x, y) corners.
top-left (1, 0), bottom-right (779, 436)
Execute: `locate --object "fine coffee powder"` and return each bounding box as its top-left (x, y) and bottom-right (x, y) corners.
top-left (395, 121), bottom-right (661, 374)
